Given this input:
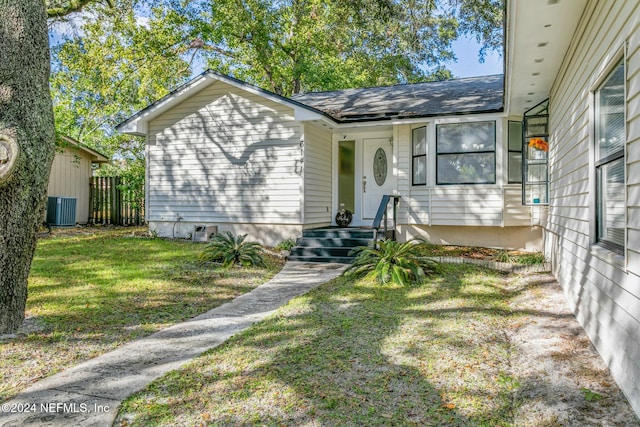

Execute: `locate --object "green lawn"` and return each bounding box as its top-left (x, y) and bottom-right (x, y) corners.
top-left (0, 228), bottom-right (283, 402)
top-left (117, 264), bottom-right (524, 426)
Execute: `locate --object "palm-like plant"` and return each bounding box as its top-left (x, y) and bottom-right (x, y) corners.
top-left (199, 231), bottom-right (265, 269)
top-left (344, 239), bottom-right (440, 285)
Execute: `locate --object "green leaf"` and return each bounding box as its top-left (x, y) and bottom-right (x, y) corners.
top-left (344, 239), bottom-right (441, 285)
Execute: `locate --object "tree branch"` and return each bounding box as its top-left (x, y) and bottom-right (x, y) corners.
top-left (46, 0), bottom-right (114, 18)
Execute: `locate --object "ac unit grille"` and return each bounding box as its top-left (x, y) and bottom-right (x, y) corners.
top-left (46, 196), bottom-right (77, 226)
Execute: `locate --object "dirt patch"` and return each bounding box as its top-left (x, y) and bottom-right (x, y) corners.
top-left (508, 273), bottom-right (639, 426)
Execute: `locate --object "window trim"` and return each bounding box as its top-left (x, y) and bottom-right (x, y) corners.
top-left (435, 121), bottom-right (497, 185)
top-left (593, 56), bottom-right (626, 256)
top-left (412, 126), bottom-right (427, 186)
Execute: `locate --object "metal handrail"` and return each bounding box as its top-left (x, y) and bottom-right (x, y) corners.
top-left (372, 195), bottom-right (401, 245)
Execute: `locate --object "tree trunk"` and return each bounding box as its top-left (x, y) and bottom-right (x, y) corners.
top-left (0, 1), bottom-right (55, 333)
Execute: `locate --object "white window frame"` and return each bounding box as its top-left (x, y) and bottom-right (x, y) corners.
top-left (592, 53), bottom-right (626, 257)
top-left (412, 126), bottom-right (427, 186)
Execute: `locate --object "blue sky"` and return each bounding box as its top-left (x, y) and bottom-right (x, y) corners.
top-left (447, 36), bottom-right (503, 78)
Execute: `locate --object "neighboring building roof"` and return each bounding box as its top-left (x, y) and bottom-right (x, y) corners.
top-left (291, 74), bottom-right (504, 122)
top-left (58, 135), bottom-right (109, 163)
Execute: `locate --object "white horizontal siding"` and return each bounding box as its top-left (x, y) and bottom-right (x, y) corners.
top-left (547, 0), bottom-right (640, 416)
top-left (503, 186), bottom-right (532, 226)
top-left (430, 187), bottom-right (502, 226)
top-left (302, 123), bottom-right (332, 226)
top-left (396, 124), bottom-right (412, 224)
top-left (147, 80), bottom-right (302, 224)
top-left (628, 25), bottom-right (640, 277)
top-left (406, 188), bottom-right (430, 224)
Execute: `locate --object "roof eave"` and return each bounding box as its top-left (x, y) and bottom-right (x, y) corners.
top-left (117, 70), bottom-right (337, 136)
top-left (505, 0), bottom-right (588, 116)
top-left (329, 107), bottom-right (504, 126)
top-left (59, 135), bottom-right (109, 163)
top-left (116, 72), bottom-right (214, 136)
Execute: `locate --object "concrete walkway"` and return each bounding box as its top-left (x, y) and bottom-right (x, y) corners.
top-left (0, 262), bottom-right (347, 427)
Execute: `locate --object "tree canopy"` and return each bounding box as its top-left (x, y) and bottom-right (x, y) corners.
top-left (49, 0), bottom-right (503, 156)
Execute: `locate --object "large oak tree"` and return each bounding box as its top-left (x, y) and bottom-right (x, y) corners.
top-left (0, 0), bottom-right (109, 334)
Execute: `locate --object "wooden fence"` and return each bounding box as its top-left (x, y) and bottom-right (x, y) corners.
top-left (89, 176), bottom-right (144, 226)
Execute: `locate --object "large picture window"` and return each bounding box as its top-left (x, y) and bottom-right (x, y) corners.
top-left (412, 126), bottom-right (427, 185)
top-left (595, 60), bottom-right (625, 253)
top-left (436, 121), bottom-right (496, 185)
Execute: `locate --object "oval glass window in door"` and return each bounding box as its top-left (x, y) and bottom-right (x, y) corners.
top-left (373, 147), bottom-right (387, 186)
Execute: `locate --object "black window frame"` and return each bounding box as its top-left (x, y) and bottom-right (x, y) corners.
top-left (436, 121), bottom-right (497, 185)
top-left (508, 120), bottom-right (523, 184)
top-left (412, 126), bottom-right (427, 186)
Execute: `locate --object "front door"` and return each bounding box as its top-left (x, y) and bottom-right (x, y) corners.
top-left (362, 138), bottom-right (394, 219)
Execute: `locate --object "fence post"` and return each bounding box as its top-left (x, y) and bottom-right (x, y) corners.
top-left (88, 177), bottom-right (95, 225)
top-left (98, 177), bottom-right (103, 224)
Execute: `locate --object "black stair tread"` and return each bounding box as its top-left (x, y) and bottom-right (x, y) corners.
top-left (290, 247), bottom-right (356, 256)
top-left (302, 229), bottom-right (375, 238)
top-left (296, 238), bottom-right (372, 247)
top-left (287, 256), bottom-right (354, 264)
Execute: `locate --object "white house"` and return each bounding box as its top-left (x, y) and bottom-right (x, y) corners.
top-left (118, 0), bottom-right (640, 415)
top-left (117, 73), bottom-right (542, 250)
top-left (505, 0), bottom-right (640, 418)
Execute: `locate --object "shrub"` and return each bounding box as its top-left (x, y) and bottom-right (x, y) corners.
top-left (344, 239), bottom-right (441, 286)
top-left (275, 238), bottom-right (296, 251)
top-left (199, 232), bottom-right (265, 269)
top-left (513, 252), bottom-right (547, 265)
top-left (494, 250), bottom-right (546, 265)
top-left (494, 250), bottom-right (517, 264)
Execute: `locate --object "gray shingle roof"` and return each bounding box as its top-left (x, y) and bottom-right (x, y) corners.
top-left (291, 74), bottom-right (504, 122)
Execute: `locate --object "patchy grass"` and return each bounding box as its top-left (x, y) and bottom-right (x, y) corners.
top-left (0, 227), bottom-right (283, 402)
top-left (118, 264), bottom-right (525, 426)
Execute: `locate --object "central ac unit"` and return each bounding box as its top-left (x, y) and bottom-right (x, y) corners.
top-left (46, 196), bottom-right (77, 226)
top-left (193, 225), bottom-right (218, 242)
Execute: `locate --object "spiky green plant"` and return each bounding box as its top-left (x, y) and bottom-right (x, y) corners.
top-left (344, 239), bottom-right (441, 285)
top-left (199, 232), bottom-right (265, 269)
top-left (494, 250), bottom-right (517, 264)
top-left (275, 238), bottom-right (296, 251)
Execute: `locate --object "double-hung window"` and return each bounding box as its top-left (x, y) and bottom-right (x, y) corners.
top-left (508, 121), bottom-right (523, 183)
top-left (595, 60), bottom-right (625, 253)
top-left (436, 121), bottom-right (496, 185)
top-left (412, 126), bottom-right (427, 185)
